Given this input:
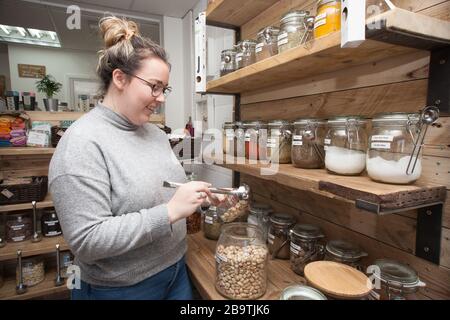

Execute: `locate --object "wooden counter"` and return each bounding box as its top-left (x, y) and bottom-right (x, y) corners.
top-left (186, 232), bottom-right (306, 300)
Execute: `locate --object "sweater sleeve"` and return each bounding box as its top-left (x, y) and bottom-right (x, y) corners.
top-left (50, 174), bottom-right (173, 264)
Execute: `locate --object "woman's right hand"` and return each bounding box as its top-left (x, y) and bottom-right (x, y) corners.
top-left (167, 181), bottom-right (212, 224)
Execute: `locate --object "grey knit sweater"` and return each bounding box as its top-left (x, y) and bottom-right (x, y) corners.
top-left (49, 104), bottom-right (187, 287)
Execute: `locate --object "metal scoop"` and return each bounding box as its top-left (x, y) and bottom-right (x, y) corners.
top-left (163, 181), bottom-right (250, 200)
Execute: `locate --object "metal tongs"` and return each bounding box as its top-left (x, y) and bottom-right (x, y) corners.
top-left (163, 181), bottom-right (250, 200)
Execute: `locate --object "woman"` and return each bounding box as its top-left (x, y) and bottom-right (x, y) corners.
top-left (49, 16), bottom-right (213, 300)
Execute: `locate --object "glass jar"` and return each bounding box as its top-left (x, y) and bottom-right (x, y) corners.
top-left (244, 121), bottom-right (267, 161)
top-left (267, 120), bottom-right (293, 164)
top-left (235, 40), bottom-right (257, 69)
top-left (324, 240), bottom-right (368, 269)
top-left (215, 223), bottom-right (268, 299)
top-left (186, 172), bottom-right (202, 234)
top-left (16, 256), bottom-right (45, 287)
top-left (247, 202), bottom-right (273, 242)
top-left (60, 251), bottom-right (74, 278)
top-left (220, 49), bottom-right (237, 76)
top-left (314, 0), bottom-right (341, 39)
top-left (371, 259), bottom-right (426, 300)
top-left (291, 118), bottom-right (327, 169)
top-left (289, 224), bottom-right (325, 276)
top-left (6, 213), bottom-right (32, 242)
top-left (222, 122), bottom-right (236, 156)
top-left (217, 194), bottom-right (249, 223)
top-left (367, 112), bottom-right (423, 184)
top-left (278, 10), bottom-right (310, 53)
top-left (324, 116), bottom-right (368, 175)
top-left (41, 209), bottom-right (62, 237)
top-left (234, 121), bottom-right (245, 158)
top-left (280, 284), bottom-right (327, 300)
top-left (256, 26), bottom-right (280, 62)
top-left (203, 206), bottom-right (222, 240)
top-left (268, 213), bottom-right (296, 259)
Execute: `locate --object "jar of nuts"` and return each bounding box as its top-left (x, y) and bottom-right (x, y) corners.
top-left (289, 224), bottom-right (325, 275)
top-left (216, 194), bottom-right (249, 223)
top-left (16, 256), bottom-right (45, 287)
top-left (268, 213), bottom-right (296, 259)
top-left (215, 223), bottom-right (268, 299)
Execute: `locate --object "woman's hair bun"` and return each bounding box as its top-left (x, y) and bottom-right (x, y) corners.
top-left (99, 16), bottom-right (140, 48)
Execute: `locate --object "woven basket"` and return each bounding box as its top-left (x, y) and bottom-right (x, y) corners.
top-left (0, 176), bottom-right (48, 205)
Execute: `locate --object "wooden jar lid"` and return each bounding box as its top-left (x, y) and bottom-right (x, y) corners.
top-left (304, 261), bottom-right (373, 299)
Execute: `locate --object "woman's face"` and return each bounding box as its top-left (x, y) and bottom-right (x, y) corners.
top-left (121, 57), bottom-right (170, 126)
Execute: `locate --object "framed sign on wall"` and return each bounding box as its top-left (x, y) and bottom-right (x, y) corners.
top-left (18, 64), bottom-right (46, 78)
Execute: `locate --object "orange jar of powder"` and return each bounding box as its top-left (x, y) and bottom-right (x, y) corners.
top-left (314, 0), bottom-right (341, 39)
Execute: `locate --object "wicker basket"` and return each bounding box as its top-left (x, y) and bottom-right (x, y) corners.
top-left (0, 176), bottom-right (48, 205)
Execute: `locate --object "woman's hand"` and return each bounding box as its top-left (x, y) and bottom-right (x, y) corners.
top-left (167, 181), bottom-right (212, 224)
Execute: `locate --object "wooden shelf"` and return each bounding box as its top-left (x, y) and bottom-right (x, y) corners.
top-left (0, 194), bottom-right (54, 213)
top-left (0, 235), bottom-right (68, 262)
top-left (206, 156), bottom-right (447, 214)
top-left (0, 268), bottom-right (68, 300)
top-left (206, 0), bottom-right (278, 28)
top-left (0, 147), bottom-right (55, 156)
top-left (186, 232), bottom-right (306, 300)
top-left (207, 31), bottom-right (421, 93)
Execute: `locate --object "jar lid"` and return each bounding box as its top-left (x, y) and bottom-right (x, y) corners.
top-left (317, 0), bottom-right (341, 6)
top-left (249, 202), bottom-right (273, 215)
top-left (293, 118), bottom-right (327, 125)
top-left (290, 224), bottom-right (324, 239)
top-left (373, 259), bottom-right (421, 287)
top-left (257, 26), bottom-right (281, 38)
top-left (326, 240), bottom-right (367, 260)
top-left (236, 40), bottom-right (257, 48)
top-left (280, 285), bottom-right (327, 300)
top-left (223, 122), bottom-right (235, 129)
top-left (327, 116), bottom-right (368, 124)
top-left (372, 112), bottom-right (420, 123)
top-left (281, 10), bottom-right (310, 25)
top-left (269, 213), bottom-right (296, 226)
top-left (221, 48), bottom-right (236, 54)
top-left (268, 120), bottom-right (292, 127)
top-left (243, 121), bottom-right (267, 129)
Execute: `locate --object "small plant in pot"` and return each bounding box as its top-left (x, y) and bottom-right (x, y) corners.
top-left (36, 74), bottom-right (62, 111)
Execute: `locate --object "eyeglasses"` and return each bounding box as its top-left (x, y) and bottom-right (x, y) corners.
top-left (124, 72), bottom-right (172, 97)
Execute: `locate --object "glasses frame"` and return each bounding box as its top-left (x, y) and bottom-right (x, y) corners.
top-left (123, 71), bottom-right (172, 97)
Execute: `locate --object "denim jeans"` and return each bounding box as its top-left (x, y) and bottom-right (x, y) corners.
top-left (71, 256), bottom-right (193, 300)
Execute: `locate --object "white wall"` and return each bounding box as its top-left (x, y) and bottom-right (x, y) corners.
top-left (8, 45), bottom-right (97, 108)
top-left (163, 16), bottom-right (186, 132)
top-left (0, 51), bottom-right (11, 91)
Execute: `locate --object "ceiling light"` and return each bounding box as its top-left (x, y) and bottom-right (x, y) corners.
top-left (17, 27), bottom-right (27, 37)
top-left (0, 24), bottom-right (60, 48)
top-left (49, 31), bottom-right (56, 40)
top-left (0, 25), bottom-right (10, 35)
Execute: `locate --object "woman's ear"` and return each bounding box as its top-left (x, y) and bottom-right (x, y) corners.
top-left (111, 69), bottom-right (129, 91)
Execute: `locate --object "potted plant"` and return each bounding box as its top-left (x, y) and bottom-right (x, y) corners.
top-left (36, 74), bottom-right (62, 111)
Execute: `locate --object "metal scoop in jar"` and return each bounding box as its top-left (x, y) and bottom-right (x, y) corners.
top-left (406, 106), bottom-right (440, 175)
top-left (163, 181), bottom-right (250, 200)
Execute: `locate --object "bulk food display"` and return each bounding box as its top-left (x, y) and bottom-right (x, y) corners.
top-left (235, 40), bottom-right (257, 69)
top-left (291, 118), bottom-right (326, 169)
top-left (215, 223), bottom-right (268, 299)
top-left (16, 256), bottom-right (45, 287)
top-left (266, 120), bottom-right (292, 164)
top-left (268, 213), bottom-right (296, 259)
top-left (314, 0), bottom-right (341, 38)
top-left (324, 116), bottom-right (368, 175)
top-left (289, 224), bottom-right (325, 276)
top-left (278, 10), bottom-right (314, 53)
top-left (256, 26), bottom-right (280, 62)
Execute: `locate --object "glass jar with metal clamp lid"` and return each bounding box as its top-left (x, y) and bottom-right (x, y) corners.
top-left (278, 10), bottom-right (315, 53)
top-left (314, 0), bottom-right (341, 39)
top-left (220, 49), bottom-right (237, 76)
top-left (289, 224), bottom-right (325, 275)
top-left (256, 26), bottom-right (280, 62)
top-left (234, 121), bottom-right (246, 158)
top-left (222, 122), bottom-right (235, 156)
top-left (247, 202), bottom-right (273, 242)
top-left (370, 259), bottom-right (426, 300)
top-left (324, 239), bottom-right (368, 270)
top-left (367, 106), bottom-right (439, 184)
top-left (268, 213), bottom-right (296, 259)
top-left (324, 116), bottom-right (368, 176)
top-left (291, 118), bottom-right (327, 169)
top-left (244, 121), bottom-right (268, 161)
top-left (235, 40), bottom-right (257, 69)
top-left (266, 120), bottom-right (293, 164)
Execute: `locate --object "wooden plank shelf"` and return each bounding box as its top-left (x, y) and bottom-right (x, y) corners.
top-left (0, 194), bottom-right (54, 213)
top-left (205, 156), bottom-right (447, 214)
top-left (0, 268), bottom-right (69, 300)
top-left (0, 236), bottom-right (68, 262)
top-left (206, 0), bottom-right (278, 28)
top-left (0, 147), bottom-right (55, 156)
top-left (186, 232), bottom-right (305, 300)
top-left (207, 31), bottom-right (421, 94)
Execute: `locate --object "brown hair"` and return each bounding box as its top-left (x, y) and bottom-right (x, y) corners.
top-left (96, 16), bottom-right (170, 95)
